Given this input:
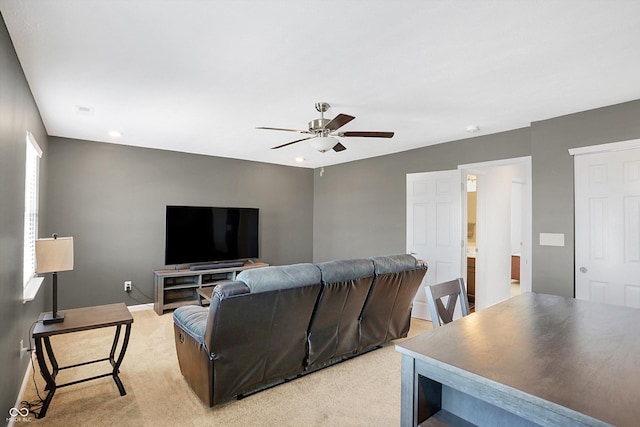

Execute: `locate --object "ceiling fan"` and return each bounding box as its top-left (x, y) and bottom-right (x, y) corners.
top-left (257, 102), bottom-right (394, 153)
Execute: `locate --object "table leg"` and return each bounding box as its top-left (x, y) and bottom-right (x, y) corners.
top-left (401, 355), bottom-right (443, 426)
top-left (42, 337), bottom-right (59, 391)
top-left (34, 336), bottom-right (56, 418)
top-left (400, 354), bottom-right (417, 427)
top-left (109, 324), bottom-right (132, 395)
top-left (109, 325), bottom-right (122, 371)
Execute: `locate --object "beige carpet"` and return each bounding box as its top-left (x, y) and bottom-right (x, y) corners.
top-left (20, 308), bottom-right (431, 426)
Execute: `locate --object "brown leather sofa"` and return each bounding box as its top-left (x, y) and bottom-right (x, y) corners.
top-left (173, 254), bottom-right (427, 407)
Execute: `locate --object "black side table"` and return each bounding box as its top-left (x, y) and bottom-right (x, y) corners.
top-left (32, 303), bottom-right (133, 418)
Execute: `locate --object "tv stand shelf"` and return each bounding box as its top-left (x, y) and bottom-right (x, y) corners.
top-left (153, 261), bottom-right (268, 315)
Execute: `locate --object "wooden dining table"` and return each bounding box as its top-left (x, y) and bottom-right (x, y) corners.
top-left (396, 292), bottom-right (640, 426)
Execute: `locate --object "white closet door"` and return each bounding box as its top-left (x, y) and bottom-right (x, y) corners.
top-left (575, 148), bottom-right (640, 308)
top-left (407, 170), bottom-right (463, 320)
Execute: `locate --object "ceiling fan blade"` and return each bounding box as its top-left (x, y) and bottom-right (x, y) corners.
top-left (332, 142), bottom-right (347, 152)
top-left (339, 131), bottom-right (395, 138)
top-left (257, 126), bottom-right (313, 134)
top-left (325, 114), bottom-right (355, 131)
top-left (271, 136), bottom-right (315, 150)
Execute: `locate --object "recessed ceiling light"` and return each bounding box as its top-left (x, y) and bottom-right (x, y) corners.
top-left (466, 125), bottom-right (480, 133)
top-left (295, 157), bottom-right (305, 163)
top-left (108, 130), bottom-right (123, 138)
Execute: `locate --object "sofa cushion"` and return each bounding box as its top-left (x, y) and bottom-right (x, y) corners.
top-left (317, 258), bottom-right (374, 283)
top-left (370, 254), bottom-right (418, 274)
top-left (237, 263), bottom-right (321, 293)
top-left (173, 305), bottom-right (209, 344)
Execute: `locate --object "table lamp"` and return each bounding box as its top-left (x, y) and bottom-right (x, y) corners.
top-left (35, 234), bottom-right (74, 324)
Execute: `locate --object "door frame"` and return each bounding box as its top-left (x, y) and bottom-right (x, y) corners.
top-left (568, 139), bottom-right (640, 157)
top-left (458, 156), bottom-right (533, 303)
top-left (570, 138), bottom-right (640, 305)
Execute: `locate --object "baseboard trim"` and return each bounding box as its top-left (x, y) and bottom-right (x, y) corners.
top-left (412, 301), bottom-right (431, 321)
top-left (128, 303), bottom-right (154, 312)
top-left (10, 356), bottom-right (34, 427)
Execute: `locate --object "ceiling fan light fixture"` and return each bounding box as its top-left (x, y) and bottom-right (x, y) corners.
top-left (311, 136), bottom-right (338, 153)
top-left (260, 102), bottom-right (394, 153)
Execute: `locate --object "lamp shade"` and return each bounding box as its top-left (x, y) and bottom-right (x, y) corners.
top-left (35, 237), bottom-right (74, 273)
top-left (310, 136), bottom-right (338, 153)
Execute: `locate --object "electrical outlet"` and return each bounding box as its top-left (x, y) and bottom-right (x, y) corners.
top-left (124, 281), bottom-right (132, 292)
top-left (20, 339), bottom-right (28, 359)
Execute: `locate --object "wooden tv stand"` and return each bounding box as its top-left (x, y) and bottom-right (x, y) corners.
top-left (153, 261), bottom-right (268, 315)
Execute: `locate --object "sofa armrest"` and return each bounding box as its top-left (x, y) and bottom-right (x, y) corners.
top-left (173, 281), bottom-right (249, 348)
top-left (174, 305), bottom-right (209, 344)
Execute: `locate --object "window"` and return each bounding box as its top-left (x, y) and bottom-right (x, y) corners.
top-left (23, 132), bottom-right (43, 301)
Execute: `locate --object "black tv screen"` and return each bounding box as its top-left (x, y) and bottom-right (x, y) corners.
top-left (165, 206), bottom-right (259, 265)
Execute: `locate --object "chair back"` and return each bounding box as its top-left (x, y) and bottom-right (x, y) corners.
top-left (425, 278), bottom-right (470, 328)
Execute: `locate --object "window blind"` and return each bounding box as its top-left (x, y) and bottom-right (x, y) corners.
top-left (23, 132), bottom-right (42, 287)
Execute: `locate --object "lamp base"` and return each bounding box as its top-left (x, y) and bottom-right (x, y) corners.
top-left (43, 312), bottom-right (65, 324)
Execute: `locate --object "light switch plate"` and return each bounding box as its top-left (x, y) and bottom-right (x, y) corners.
top-left (540, 233), bottom-right (565, 247)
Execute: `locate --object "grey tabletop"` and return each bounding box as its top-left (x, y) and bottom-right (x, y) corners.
top-left (396, 293), bottom-right (640, 426)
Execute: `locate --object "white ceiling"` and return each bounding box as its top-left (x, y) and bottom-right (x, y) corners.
top-left (3, 1), bottom-right (640, 169)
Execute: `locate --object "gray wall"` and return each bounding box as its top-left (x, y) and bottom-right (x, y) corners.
top-left (530, 100), bottom-right (640, 296)
top-left (0, 12), bottom-right (50, 422)
top-left (313, 128), bottom-right (531, 261)
top-left (46, 138), bottom-right (314, 309)
top-left (313, 100), bottom-right (640, 298)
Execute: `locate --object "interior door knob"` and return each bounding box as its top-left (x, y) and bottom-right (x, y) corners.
top-left (579, 267), bottom-right (588, 273)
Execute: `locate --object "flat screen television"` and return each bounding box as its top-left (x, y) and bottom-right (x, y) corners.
top-left (164, 206), bottom-right (259, 266)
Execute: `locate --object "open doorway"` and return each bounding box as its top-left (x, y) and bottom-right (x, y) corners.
top-left (406, 157), bottom-right (530, 319)
top-left (510, 181), bottom-right (523, 298)
top-left (466, 174), bottom-right (477, 311)
top-left (461, 157), bottom-right (531, 311)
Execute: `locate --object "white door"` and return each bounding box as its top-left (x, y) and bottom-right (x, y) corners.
top-left (574, 148), bottom-right (640, 308)
top-left (407, 170), bottom-right (463, 320)
top-left (473, 166), bottom-right (514, 310)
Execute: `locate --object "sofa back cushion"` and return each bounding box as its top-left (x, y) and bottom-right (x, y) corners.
top-left (205, 264), bottom-right (322, 404)
top-left (359, 254), bottom-right (427, 352)
top-left (317, 258), bottom-right (374, 283)
top-left (372, 253), bottom-right (420, 274)
top-left (237, 263), bottom-right (321, 293)
top-left (307, 258), bottom-right (375, 370)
